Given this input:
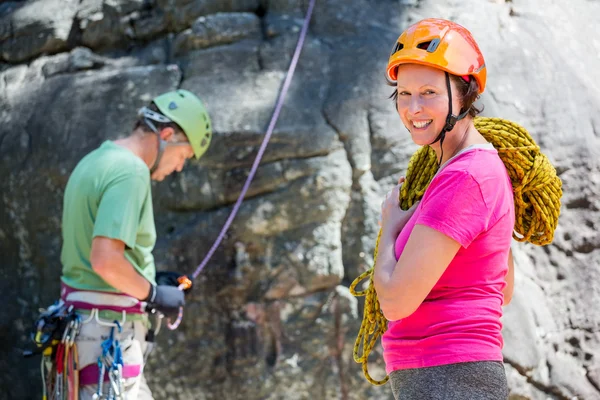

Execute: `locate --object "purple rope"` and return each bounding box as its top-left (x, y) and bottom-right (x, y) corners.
top-left (167, 0), bottom-right (317, 330)
top-left (191, 0), bottom-right (317, 280)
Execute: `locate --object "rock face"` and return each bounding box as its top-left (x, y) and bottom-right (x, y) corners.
top-left (1, 0), bottom-right (599, 399)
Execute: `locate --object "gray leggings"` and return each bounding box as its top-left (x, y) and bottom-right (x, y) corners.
top-left (389, 361), bottom-right (508, 400)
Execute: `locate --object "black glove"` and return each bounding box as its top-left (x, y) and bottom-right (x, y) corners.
top-left (144, 284), bottom-right (185, 320)
top-left (155, 271), bottom-right (193, 294)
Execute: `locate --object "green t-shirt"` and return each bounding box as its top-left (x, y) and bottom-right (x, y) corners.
top-left (60, 141), bottom-right (156, 292)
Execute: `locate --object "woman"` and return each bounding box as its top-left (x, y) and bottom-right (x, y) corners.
top-left (373, 18), bottom-right (515, 399)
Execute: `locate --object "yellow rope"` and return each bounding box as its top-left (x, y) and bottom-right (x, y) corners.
top-left (349, 117), bottom-right (563, 385)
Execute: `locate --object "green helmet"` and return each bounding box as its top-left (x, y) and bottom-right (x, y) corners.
top-left (152, 89), bottom-right (212, 159)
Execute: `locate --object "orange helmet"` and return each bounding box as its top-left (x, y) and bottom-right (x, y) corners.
top-left (386, 18), bottom-right (486, 93)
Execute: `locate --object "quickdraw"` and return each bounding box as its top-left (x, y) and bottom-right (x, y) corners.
top-left (93, 321), bottom-right (124, 400)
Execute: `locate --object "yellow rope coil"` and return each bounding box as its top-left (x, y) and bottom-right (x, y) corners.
top-left (349, 117), bottom-right (563, 385)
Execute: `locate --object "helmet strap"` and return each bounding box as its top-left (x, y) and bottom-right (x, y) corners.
top-left (138, 107), bottom-right (173, 174)
top-left (150, 133), bottom-right (168, 174)
top-left (429, 72), bottom-right (469, 165)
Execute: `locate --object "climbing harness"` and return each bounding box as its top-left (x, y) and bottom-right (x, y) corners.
top-left (26, 284), bottom-right (150, 398)
top-left (164, 0), bottom-right (317, 330)
top-left (350, 117), bottom-right (563, 385)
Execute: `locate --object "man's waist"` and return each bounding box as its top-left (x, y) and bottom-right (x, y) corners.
top-left (60, 282), bottom-right (146, 314)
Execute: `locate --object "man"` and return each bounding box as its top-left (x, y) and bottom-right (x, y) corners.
top-left (59, 89), bottom-right (212, 399)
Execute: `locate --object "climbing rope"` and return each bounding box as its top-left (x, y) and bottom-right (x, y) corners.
top-left (166, 0), bottom-right (317, 330)
top-left (349, 117), bottom-right (563, 385)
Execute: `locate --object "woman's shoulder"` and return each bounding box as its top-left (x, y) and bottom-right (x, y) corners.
top-left (432, 148), bottom-right (511, 206)
top-left (442, 147), bottom-right (507, 182)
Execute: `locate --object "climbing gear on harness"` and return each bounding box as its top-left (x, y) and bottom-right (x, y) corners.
top-left (386, 19), bottom-right (487, 164)
top-left (152, 89), bottom-right (212, 160)
top-left (164, 0), bottom-right (317, 331)
top-left (92, 321), bottom-right (124, 400)
top-left (23, 300), bottom-right (72, 358)
top-left (53, 315), bottom-right (81, 400)
top-left (350, 117), bottom-right (563, 385)
top-left (24, 301), bottom-right (82, 399)
top-left (75, 318), bottom-right (145, 389)
top-left (386, 18), bottom-right (487, 93)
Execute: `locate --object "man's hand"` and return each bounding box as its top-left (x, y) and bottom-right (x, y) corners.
top-left (144, 284), bottom-right (185, 320)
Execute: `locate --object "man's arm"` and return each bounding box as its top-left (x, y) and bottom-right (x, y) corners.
top-left (502, 247), bottom-right (514, 306)
top-left (90, 236), bottom-right (151, 300)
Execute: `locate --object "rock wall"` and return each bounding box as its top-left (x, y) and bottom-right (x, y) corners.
top-left (1, 0), bottom-right (599, 399)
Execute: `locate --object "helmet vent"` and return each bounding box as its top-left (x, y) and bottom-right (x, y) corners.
top-left (391, 41), bottom-right (404, 55)
top-left (417, 38), bottom-right (440, 53)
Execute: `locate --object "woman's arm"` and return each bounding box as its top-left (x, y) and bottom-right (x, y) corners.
top-left (502, 248), bottom-right (514, 306)
top-left (373, 224), bottom-right (461, 321)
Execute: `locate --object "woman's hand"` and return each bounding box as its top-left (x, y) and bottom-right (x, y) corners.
top-left (379, 176), bottom-right (418, 237)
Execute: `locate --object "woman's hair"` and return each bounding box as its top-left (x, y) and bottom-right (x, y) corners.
top-left (449, 75), bottom-right (483, 117)
top-left (389, 73), bottom-right (483, 117)
top-left (134, 103), bottom-right (187, 139)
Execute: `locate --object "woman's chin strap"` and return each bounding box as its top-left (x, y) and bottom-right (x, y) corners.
top-left (429, 72), bottom-right (469, 165)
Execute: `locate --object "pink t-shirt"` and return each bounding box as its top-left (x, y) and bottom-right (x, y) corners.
top-left (382, 145), bottom-right (515, 373)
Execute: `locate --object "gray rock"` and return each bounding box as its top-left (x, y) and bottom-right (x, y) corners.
top-left (0, 0), bottom-right (79, 62)
top-left (505, 363), bottom-right (556, 400)
top-left (173, 13), bottom-right (261, 56)
top-left (263, 13), bottom-right (304, 39)
top-left (129, 8), bottom-right (170, 41)
top-left (341, 172), bottom-right (381, 283)
top-left (310, 0), bottom-right (404, 37)
top-left (547, 351), bottom-right (600, 399)
top-left (502, 276), bottom-right (546, 372)
top-left (156, 0), bottom-right (260, 32)
top-left (176, 39), bottom-right (262, 82)
top-left (78, 0), bottom-right (154, 50)
top-left (40, 47), bottom-right (112, 77)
